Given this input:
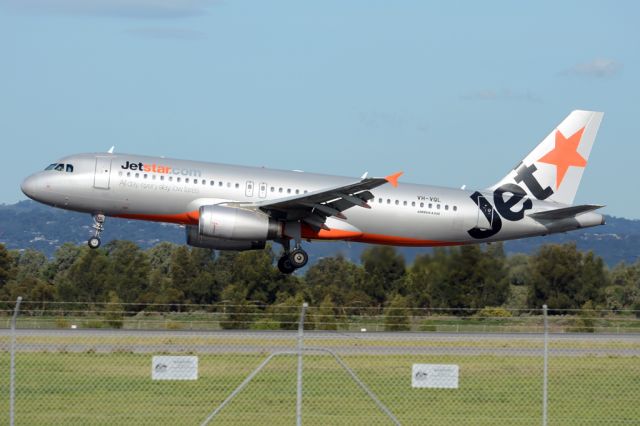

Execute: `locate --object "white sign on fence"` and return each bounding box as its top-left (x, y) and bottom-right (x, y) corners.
top-left (412, 364), bottom-right (459, 389)
top-left (152, 356), bottom-right (198, 381)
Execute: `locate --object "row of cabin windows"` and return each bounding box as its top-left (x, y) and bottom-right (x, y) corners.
top-left (118, 170), bottom-right (309, 194)
top-left (378, 197), bottom-right (457, 212)
top-left (118, 170), bottom-right (455, 211)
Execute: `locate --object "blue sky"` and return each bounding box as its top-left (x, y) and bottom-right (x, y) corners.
top-left (1, 1), bottom-right (638, 218)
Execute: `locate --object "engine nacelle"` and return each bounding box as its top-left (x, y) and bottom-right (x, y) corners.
top-left (186, 226), bottom-right (266, 251)
top-left (198, 205), bottom-right (281, 240)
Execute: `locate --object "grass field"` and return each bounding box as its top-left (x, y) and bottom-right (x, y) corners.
top-left (1, 345), bottom-right (639, 425)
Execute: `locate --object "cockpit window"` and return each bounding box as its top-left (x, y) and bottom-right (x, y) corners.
top-left (45, 163), bottom-right (75, 172)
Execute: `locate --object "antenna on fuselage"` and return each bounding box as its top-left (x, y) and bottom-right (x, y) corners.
top-left (107, 146), bottom-right (115, 154)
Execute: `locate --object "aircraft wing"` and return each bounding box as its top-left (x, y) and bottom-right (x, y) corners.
top-left (228, 171), bottom-right (403, 230)
top-left (528, 204), bottom-right (604, 220)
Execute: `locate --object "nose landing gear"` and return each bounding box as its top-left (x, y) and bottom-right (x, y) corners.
top-left (87, 214), bottom-right (105, 249)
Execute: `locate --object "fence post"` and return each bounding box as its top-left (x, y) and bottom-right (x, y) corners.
top-left (10, 296), bottom-right (23, 426)
top-left (297, 302), bottom-right (308, 426)
top-left (542, 304), bottom-right (548, 426)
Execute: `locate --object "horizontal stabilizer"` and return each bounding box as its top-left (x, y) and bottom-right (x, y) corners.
top-left (528, 204), bottom-right (604, 220)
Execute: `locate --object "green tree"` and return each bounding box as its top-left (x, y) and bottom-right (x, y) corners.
top-left (361, 246), bottom-right (406, 304)
top-left (304, 256), bottom-right (365, 305)
top-left (384, 294), bottom-right (411, 331)
top-left (526, 243), bottom-right (607, 309)
top-left (55, 248), bottom-right (109, 301)
top-left (316, 295), bottom-right (338, 330)
top-left (103, 240), bottom-right (151, 304)
top-left (0, 244), bottom-right (16, 290)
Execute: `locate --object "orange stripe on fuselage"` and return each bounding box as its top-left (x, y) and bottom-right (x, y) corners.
top-left (114, 211), bottom-right (460, 247)
top-left (114, 211), bottom-right (200, 225)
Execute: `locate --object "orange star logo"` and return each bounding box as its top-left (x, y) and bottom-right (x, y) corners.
top-left (537, 127), bottom-right (587, 188)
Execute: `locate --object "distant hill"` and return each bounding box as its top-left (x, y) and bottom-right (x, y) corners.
top-left (1, 200), bottom-right (638, 266)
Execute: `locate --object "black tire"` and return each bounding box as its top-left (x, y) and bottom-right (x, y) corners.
top-left (277, 256), bottom-right (296, 274)
top-left (88, 237), bottom-right (101, 249)
top-left (288, 249), bottom-right (309, 269)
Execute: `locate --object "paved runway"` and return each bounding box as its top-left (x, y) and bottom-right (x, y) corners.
top-left (1, 328), bottom-right (638, 356)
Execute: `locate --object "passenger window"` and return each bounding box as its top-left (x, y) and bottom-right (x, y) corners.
top-left (177, 177), bottom-right (181, 182)
top-left (45, 163), bottom-right (57, 171)
top-left (127, 172), bottom-right (131, 177)
top-left (387, 199), bottom-right (391, 204)
top-left (304, 190), bottom-right (308, 194)
top-left (403, 201), bottom-right (407, 206)
top-left (169, 176), bottom-right (173, 182)
top-left (66, 164), bottom-right (74, 173)
top-left (193, 179), bottom-right (198, 184)
top-left (428, 203), bottom-right (432, 209)
top-left (420, 202), bottom-right (424, 208)
top-left (295, 189), bottom-right (299, 194)
top-left (185, 178), bottom-right (189, 183)
top-left (202, 180), bottom-right (206, 185)
top-left (270, 187), bottom-right (275, 192)
top-left (144, 174), bottom-right (148, 179)
top-left (235, 183), bottom-right (239, 188)
top-left (379, 198), bottom-right (383, 203)
top-left (287, 188), bottom-right (291, 194)
top-left (279, 188), bottom-right (283, 193)
top-left (227, 182), bottom-right (231, 188)
top-left (152, 174), bottom-right (156, 180)
top-left (210, 180), bottom-right (214, 186)
top-left (437, 204), bottom-right (441, 209)
top-left (160, 175), bottom-right (164, 181)
top-left (219, 181), bottom-right (223, 186)
top-left (135, 173), bottom-right (139, 178)
top-left (445, 205), bottom-right (449, 210)
top-left (453, 206), bottom-right (458, 212)
top-left (395, 200), bottom-right (399, 205)
top-left (412, 201), bottom-right (415, 207)
top-left (54, 164), bottom-right (64, 171)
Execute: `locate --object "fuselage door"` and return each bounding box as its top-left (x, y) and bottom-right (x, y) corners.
top-left (258, 182), bottom-right (267, 198)
top-left (475, 195), bottom-right (494, 230)
top-left (94, 157), bottom-right (112, 189)
top-left (245, 180), bottom-right (254, 197)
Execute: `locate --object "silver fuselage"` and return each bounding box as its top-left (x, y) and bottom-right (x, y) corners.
top-left (21, 152), bottom-right (604, 246)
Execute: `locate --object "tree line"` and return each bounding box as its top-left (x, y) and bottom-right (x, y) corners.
top-left (0, 241), bottom-right (638, 314)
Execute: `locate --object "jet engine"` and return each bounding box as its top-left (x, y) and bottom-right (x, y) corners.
top-left (186, 225), bottom-right (266, 251)
top-left (197, 205), bottom-right (281, 241)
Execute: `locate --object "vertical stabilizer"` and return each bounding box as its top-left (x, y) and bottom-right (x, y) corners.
top-left (490, 110), bottom-right (603, 205)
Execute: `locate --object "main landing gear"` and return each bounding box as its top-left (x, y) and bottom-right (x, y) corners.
top-left (276, 239), bottom-right (309, 274)
top-left (87, 214), bottom-right (105, 249)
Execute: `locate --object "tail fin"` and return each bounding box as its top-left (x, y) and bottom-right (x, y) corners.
top-left (490, 110), bottom-right (603, 205)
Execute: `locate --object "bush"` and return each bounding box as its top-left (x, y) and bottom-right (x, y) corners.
top-left (475, 307), bottom-right (513, 318)
top-left (250, 318), bottom-right (280, 330)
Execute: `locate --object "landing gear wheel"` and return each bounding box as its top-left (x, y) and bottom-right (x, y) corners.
top-left (88, 237), bottom-right (101, 249)
top-left (277, 256), bottom-right (296, 274)
top-left (288, 249), bottom-right (309, 269)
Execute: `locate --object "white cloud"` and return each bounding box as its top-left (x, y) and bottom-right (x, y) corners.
top-left (127, 27), bottom-right (206, 40)
top-left (564, 58), bottom-right (622, 78)
top-left (4, 0), bottom-right (216, 19)
top-left (460, 89), bottom-right (541, 103)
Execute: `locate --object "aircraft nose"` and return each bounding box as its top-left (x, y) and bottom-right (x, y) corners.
top-left (21, 174), bottom-right (42, 199)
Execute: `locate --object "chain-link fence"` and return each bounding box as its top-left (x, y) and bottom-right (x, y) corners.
top-left (1, 299), bottom-right (639, 425)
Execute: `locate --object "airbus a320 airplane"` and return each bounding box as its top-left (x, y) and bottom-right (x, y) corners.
top-left (21, 110), bottom-right (605, 273)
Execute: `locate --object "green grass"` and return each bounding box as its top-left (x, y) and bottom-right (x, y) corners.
top-left (1, 350), bottom-right (639, 425)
